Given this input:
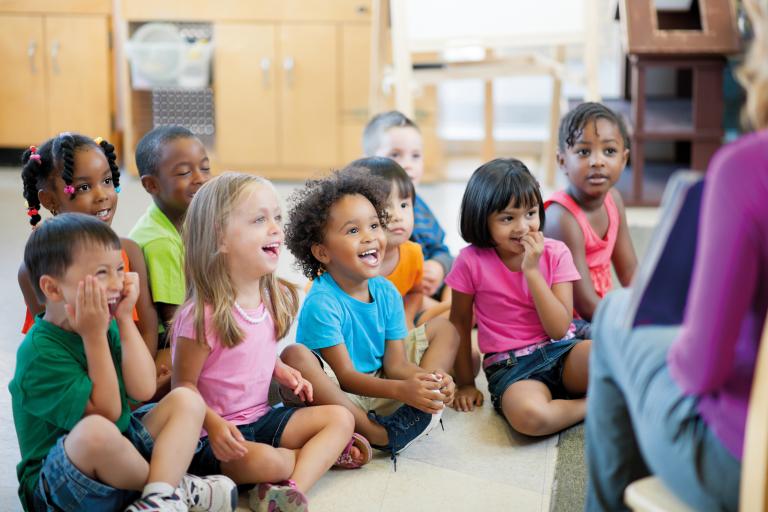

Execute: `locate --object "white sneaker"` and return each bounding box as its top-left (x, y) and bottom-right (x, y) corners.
top-left (178, 473), bottom-right (238, 512)
top-left (124, 491), bottom-right (187, 512)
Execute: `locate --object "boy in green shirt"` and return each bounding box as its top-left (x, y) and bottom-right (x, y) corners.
top-left (129, 126), bottom-right (212, 394)
top-left (10, 213), bottom-right (236, 512)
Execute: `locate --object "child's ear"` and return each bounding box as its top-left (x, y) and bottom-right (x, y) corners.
top-left (38, 188), bottom-right (58, 214)
top-left (556, 151), bottom-right (567, 172)
top-left (310, 243), bottom-right (331, 266)
top-left (38, 275), bottom-right (63, 302)
top-left (622, 147), bottom-right (630, 167)
top-left (140, 174), bottom-right (159, 195)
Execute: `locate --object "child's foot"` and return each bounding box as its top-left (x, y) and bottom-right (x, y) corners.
top-left (179, 473), bottom-right (238, 512)
top-left (333, 432), bottom-right (372, 469)
top-left (124, 491), bottom-right (186, 511)
top-left (248, 480), bottom-right (308, 512)
top-left (368, 404), bottom-right (443, 469)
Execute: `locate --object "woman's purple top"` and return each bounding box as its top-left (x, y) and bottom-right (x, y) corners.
top-left (668, 129), bottom-right (768, 460)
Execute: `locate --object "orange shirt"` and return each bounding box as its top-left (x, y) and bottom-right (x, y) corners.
top-left (385, 241), bottom-right (424, 297)
top-left (22, 248), bottom-right (138, 333)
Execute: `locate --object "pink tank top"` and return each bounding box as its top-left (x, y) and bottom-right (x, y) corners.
top-left (544, 190), bottom-right (619, 298)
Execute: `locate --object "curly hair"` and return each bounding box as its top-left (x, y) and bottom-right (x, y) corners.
top-left (21, 133), bottom-right (120, 227)
top-left (285, 166), bottom-right (389, 279)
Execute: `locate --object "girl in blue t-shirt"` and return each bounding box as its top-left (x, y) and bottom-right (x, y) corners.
top-left (282, 166), bottom-right (459, 468)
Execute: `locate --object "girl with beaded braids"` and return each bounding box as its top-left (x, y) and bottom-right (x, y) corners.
top-left (18, 133), bottom-right (162, 389)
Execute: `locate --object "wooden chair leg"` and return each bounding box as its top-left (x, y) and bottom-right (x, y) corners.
top-left (544, 45), bottom-right (566, 187)
top-left (389, 0), bottom-right (414, 117)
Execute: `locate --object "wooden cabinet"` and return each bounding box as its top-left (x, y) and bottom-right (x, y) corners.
top-left (0, 2), bottom-right (113, 148)
top-left (120, 1), bottom-right (438, 179)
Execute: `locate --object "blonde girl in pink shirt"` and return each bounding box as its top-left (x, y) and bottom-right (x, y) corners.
top-left (171, 173), bottom-right (370, 512)
top-left (446, 159), bottom-right (590, 436)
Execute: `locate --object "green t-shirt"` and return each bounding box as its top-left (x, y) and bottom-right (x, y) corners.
top-left (9, 316), bottom-right (131, 512)
top-left (129, 203), bottom-right (185, 306)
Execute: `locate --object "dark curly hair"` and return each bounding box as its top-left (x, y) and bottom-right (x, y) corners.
top-left (285, 166), bottom-right (390, 279)
top-left (21, 133), bottom-right (120, 227)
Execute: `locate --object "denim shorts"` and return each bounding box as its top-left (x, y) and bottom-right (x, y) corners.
top-left (31, 404), bottom-right (156, 512)
top-left (484, 338), bottom-right (583, 410)
top-left (189, 405), bottom-right (297, 476)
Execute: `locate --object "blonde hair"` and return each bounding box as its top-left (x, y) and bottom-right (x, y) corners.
top-left (180, 172), bottom-right (298, 348)
top-left (738, 0), bottom-right (768, 130)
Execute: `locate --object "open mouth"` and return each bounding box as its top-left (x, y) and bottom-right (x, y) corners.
top-left (358, 248), bottom-right (380, 266)
top-left (262, 242), bottom-right (280, 257)
top-left (107, 297), bottom-right (119, 316)
top-left (94, 208), bottom-right (112, 221)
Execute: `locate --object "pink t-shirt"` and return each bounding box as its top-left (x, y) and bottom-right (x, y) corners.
top-left (172, 302), bottom-right (276, 434)
top-left (445, 239), bottom-right (581, 354)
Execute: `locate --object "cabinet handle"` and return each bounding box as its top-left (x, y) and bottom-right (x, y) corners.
top-left (283, 57), bottom-right (294, 88)
top-left (27, 41), bottom-right (37, 74)
top-left (356, 4), bottom-right (370, 14)
top-left (260, 57), bottom-right (271, 88)
top-left (51, 40), bottom-right (61, 74)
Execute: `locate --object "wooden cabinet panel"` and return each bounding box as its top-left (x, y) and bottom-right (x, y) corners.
top-left (215, 23), bottom-right (278, 168)
top-left (0, 15), bottom-right (47, 145)
top-left (45, 15), bottom-right (111, 137)
top-left (341, 24), bottom-right (370, 118)
top-left (279, 24), bottom-right (338, 168)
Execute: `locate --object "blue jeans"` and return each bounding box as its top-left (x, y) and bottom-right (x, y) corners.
top-left (190, 405), bottom-right (297, 476)
top-left (32, 404), bottom-right (156, 512)
top-left (585, 289), bottom-right (740, 512)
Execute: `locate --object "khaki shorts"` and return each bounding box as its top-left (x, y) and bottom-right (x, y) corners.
top-left (321, 324), bottom-right (429, 416)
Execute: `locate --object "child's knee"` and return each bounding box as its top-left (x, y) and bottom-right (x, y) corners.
top-left (323, 404), bottom-right (355, 431)
top-left (280, 343), bottom-right (315, 369)
top-left (162, 386), bottom-right (206, 419)
top-left (426, 317), bottom-right (459, 347)
top-left (504, 399), bottom-right (549, 436)
top-left (67, 415), bottom-right (122, 455)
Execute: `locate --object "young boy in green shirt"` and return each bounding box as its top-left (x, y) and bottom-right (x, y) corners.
top-left (129, 126), bottom-right (212, 393)
top-left (10, 213), bottom-right (236, 512)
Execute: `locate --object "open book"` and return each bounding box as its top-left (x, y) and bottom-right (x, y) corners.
top-left (625, 171), bottom-right (705, 329)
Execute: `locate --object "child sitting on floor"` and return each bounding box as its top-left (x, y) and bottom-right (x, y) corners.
top-left (281, 166), bottom-right (459, 469)
top-left (172, 173), bottom-right (365, 512)
top-left (11, 213), bottom-right (237, 512)
top-left (447, 159), bottom-right (590, 437)
top-left (544, 102), bottom-right (637, 323)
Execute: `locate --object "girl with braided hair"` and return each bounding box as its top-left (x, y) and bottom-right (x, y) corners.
top-left (18, 133), bottom-right (164, 392)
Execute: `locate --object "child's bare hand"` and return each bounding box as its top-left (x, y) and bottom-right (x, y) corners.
top-left (398, 372), bottom-right (445, 414)
top-left (274, 360), bottom-right (314, 403)
top-left (432, 370), bottom-right (456, 406)
top-left (66, 276), bottom-right (110, 340)
top-left (209, 417), bottom-right (248, 462)
top-left (113, 272), bottom-right (139, 321)
top-left (521, 231), bottom-right (544, 272)
top-left (422, 260), bottom-right (445, 296)
top-left (451, 384), bottom-right (484, 412)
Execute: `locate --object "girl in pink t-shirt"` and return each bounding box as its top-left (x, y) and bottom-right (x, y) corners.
top-left (544, 102), bottom-right (638, 322)
top-left (445, 159), bottom-right (590, 437)
top-left (171, 173), bottom-right (370, 512)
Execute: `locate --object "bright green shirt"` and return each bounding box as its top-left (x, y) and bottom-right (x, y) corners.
top-left (129, 203), bottom-right (185, 306)
top-left (9, 316), bottom-right (130, 512)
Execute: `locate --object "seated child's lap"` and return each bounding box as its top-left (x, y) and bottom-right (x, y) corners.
top-left (320, 324), bottom-right (429, 417)
top-left (483, 337), bottom-right (585, 411)
top-left (33, 404), bottom-right (156, 512)
top-left (189, 405), bottom-right (297, 476)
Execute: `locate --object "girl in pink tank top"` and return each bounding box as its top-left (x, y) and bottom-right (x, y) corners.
top-left (544, 103), bottom-right (638, 320)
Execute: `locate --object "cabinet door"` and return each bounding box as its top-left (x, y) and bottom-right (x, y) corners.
top-left (215, 23), bottom-right (278, 168)
top-left (340, 24), bottom-right (370, 163)
top-left (0, 15), bottom-right (47, 146)
top-left (279, 24), bottom-right (337, 168)
top-left (45, 15), bottom-right (111, 138)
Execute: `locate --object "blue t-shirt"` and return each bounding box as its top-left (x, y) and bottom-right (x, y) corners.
top-left (296, 273), bottom-right (408, 373)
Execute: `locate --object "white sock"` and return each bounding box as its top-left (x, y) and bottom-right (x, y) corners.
top-left (142, 482), bottom-right (175, 498)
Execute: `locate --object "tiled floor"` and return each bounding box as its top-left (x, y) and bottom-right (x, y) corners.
top-left (0, 162), bottom-right (658, 511)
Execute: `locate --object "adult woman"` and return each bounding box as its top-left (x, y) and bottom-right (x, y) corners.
top-left (585, 1), bottom-right (768, 510)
